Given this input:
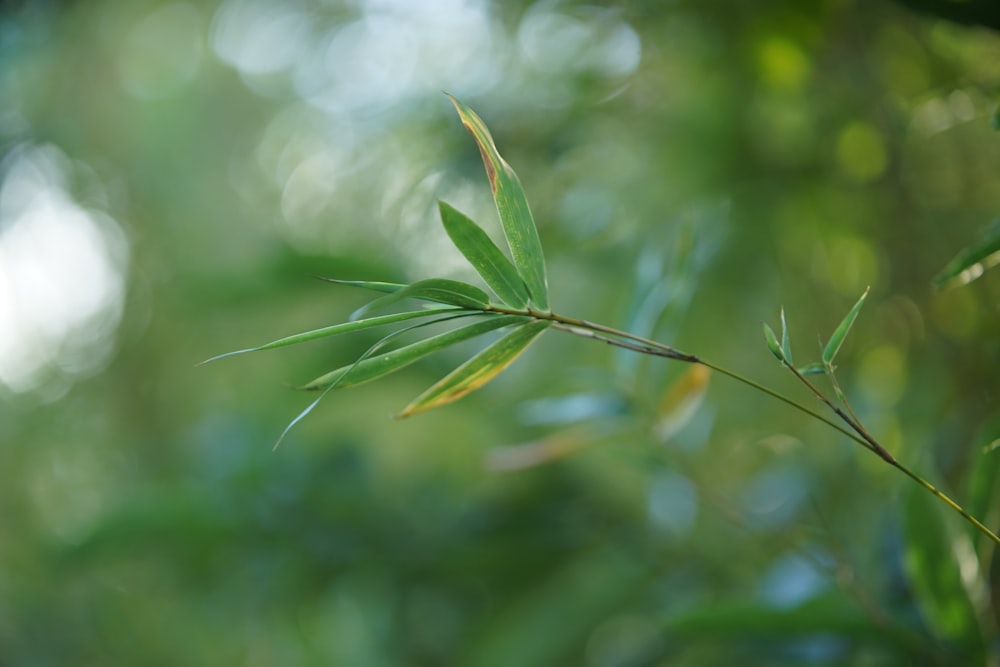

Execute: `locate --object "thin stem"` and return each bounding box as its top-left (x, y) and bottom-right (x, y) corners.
top-left (529, 307), bottom-right (1000, 546)
top-left (696, 358), bottom-right (870, 446)
top-left (889, 461), bottom-right (1000, 543)
top-left (785, 365), bottom-right (897, 464)
top-left (548, 324), bottom-right (873, 454)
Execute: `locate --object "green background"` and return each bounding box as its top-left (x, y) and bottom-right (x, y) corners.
top-left (2, 0), bottom-right (999, 664)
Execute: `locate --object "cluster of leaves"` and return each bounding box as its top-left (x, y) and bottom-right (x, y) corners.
top-left (205, 97), bottom-right (1000, 555)
top-left (762, 288), bottom-right (869, 377)
top-left (204, 96), bottom-right (555, 438)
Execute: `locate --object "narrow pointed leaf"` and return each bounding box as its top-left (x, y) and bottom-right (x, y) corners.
top-left (273, 385), bottom-right (334, 450)
top-left (779, 307), bottom-right (792, 365)
top-left (822, 287), bottom-right (869, 365)
top-left (447, 94), bottom-right (549, 311)
top-left (301, 315), bottom-right (526, 390)
top-left (902, 485), bottom-right (984, 652)
top-left (763, 322), bottom-right (785, 362)
top-left (933, 219), bottom-right (1000, 288)
top-left (273, 313), bottom-right (471, 449)
top-left (199, 309), bottom-right (459, 365)
top-left (398, 320), bottom-right (550, 417)
top-left (797, 362), bottom-right (827, 376)
top-left (313, 277), bottom-right (407, 294)
top-left (351, 278), bottom-right (491, 320)
top-left (439, 200), bottom-right (530, 308)
top-left (653, 364), bottom-right (711, 442)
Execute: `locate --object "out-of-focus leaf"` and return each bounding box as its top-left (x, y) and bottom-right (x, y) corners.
top-left (351, 278), bottom-right (491, 320)
top-left (485, 429), bottom-right (594, 472)
top-left (439, 200), bottom-right (530, 309)
top-left (398, 320), bottom-right (550, 417)
top-left (933, 219), bottom-right (1000, 289)
top-left (277, 313), bottom-right (476, 448)
top-left (822, 287), bottom-right (869, 366)
top-left (198, 309), bottom-right (459, 364)
top-left (462, 545), bottom-right (645, 667)
top-left (966, 422), bottom-right (1000, 549)
top-left (300, 315), bottom-right (525, 390)
top-left (517, 392), bottom-right (626, 426)
top-left (653, 364), bottom-right (710, 442)
top-left (993, 105), bottom-right (1000, 131)
top-left (660, 594), bottom-right (936, 657)
top-left (447, 94), bottom-right (549, 311)
top-left (902, 483), bottom-right (986, 660)
top-left (763, 322), bottom-right (784, 362)
top-left (780, 307), bottom-right (793, 365)
top-left (313, 277), bottom-right (407, 293)
top-left (797, 362), bottom-right (827, 376)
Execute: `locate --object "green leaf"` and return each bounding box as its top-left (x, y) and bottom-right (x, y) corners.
top-left (399, 320), bottom-right (550, 417)
top-left (902, 483), bottom-right (985, 657)
top-left (312, 277), bottom-right (406, 294)
top-left (933, 219), bottom-right (1000, 289)
top-left (822, 287), bottom-right (869, 366)
top-left (797, 362), bottom-right (827, 376)
top-left (762, 322), bottom-right (785, 362)
top-left (447, 94), bottom-right (549, 311)
top-left (966, 421), bottom-right (1000, 548)
top-left (351, 278), bottom-right (491, 320)
top-left (300, 314), bottom-right (526, 390)
top-left (273, 313), bottom-right (470, 449)
top-left (779, 307), bottom-right (793, 365)
top-left (438, 200), bottom-right (530, 309)
top-left (198, 309), bottom-right (459, 365)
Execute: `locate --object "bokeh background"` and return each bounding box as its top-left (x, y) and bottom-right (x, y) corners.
top-left (2, 0), bottom-right (1000, 664)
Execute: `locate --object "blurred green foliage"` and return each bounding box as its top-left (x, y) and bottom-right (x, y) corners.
top-left (2, 0), bottom-right (999, 664)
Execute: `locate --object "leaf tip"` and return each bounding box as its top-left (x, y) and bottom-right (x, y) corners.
top-left (197, 348), bottom-right (252, 366)
top-left (762, 322), bottom-right (785, 363)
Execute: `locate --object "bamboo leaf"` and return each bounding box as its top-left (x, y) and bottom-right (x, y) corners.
top-left (351, 278), bottom-right (491, 320)
top-left (486, 429), bottom-right (593, 472)
top-left (273, 312), bottom-right (473, 449)
top-left (653, 364), bottom-right (711, 442)
top-left (312, 277), bottom-right (406, 294)
top-left (822, 287), bottom-right (869, 366)
top-left (797, 363), bottom-right (827, 376)
top-left (198, 309), bottom-right (459, 365)
top-left (763, 322), bottom-right (785, 363)
top-left (301, 315), bottom-right (526, 391)
top-left (780, 307), bottom-right (793, 365)
top-left (439, 200), bottom-right (530, 309)
top-left (902, 484), bottom-right (985, 655)
top-left (933, 219), bottom-right (1000, 289)
top-left (447, 94), bottom-right (549, 311)
top-left (398, 320), bottom-right (550, 417)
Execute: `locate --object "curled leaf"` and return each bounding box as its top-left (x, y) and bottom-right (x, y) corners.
top-left (780, 307), bottom-right (792, 366)
top-left (763, 322), bottom-right (785, 363)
